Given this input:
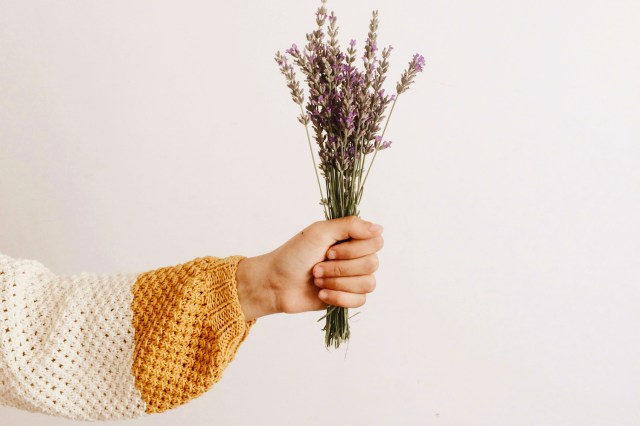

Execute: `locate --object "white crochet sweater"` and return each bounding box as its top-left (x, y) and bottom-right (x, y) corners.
top-left (0, 252), bottom-right (256, 420)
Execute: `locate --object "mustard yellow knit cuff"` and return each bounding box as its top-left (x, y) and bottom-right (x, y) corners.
top-left (131, 255), bottom-right (256, 413)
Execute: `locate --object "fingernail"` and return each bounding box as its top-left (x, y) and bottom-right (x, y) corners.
top-left (314, 266), bottom-right (323, 277)
top-left (319, 290), bottom-right (327, 299)
top-left (327, 250), bottom-right (336, 259)
top-left (315, 278), bottom-right (324, 287)
top-left (369, 224), bottom-right (383, 233)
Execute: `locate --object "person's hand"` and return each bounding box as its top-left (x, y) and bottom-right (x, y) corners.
top-left (236, 216), bottom-right (384, 321)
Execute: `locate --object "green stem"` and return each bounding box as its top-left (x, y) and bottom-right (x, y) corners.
top-left (301, 104), bottom-right (328, 218)
top-left (357, 96), bottom-right (399, 204)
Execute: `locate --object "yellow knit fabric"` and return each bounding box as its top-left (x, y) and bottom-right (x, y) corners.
top-left (131, 255), bottom-right (256, 413)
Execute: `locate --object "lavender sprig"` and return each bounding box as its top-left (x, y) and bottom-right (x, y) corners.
top-left (358, 52), bottom-right (426, 204)
top-left (275, 0), bottom-right (425, 349)
top-left (275, 49), bottom-right (329, 218)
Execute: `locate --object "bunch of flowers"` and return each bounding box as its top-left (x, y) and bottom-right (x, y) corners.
top-left (275, 0), bottom-right (424, 349)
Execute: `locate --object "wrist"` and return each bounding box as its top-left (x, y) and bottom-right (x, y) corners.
top-left (236, 254), bottom-right (278, 321)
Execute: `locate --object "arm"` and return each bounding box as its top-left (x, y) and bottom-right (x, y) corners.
top-left (0, 254), bottom-right (253, 420)
top-left (0, 216), bottom-right (383, 420)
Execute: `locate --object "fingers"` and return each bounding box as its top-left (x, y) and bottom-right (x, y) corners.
top-left (326, 235), bottom-right (384, 260)
top-left (312, 257), bottom-right (378, 310)
top-left (318, 289), bottom-right (366, 308)
top-left (306, 216), bottom-right (384, 247)
top-left (313, 253), bottom-right (379, 278)
top-left (304, 217), bottom-right (383, 311)
top-left (314, 275), bottom-right (376, 294)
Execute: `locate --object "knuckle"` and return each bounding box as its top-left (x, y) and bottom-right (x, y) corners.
top-left (334, 262), bottom-right (344, 277)
top-left (346, 216), bottom-right (358, 227)
top-left (368, 255), bottom-right (379, 271)
top-left (304, 222), bottom-right (321, 238)
top-left (333, 246), bottom-right (346, 259)
top-left (324, 277), bottom-right (337, 290)
top-left (333, 292), bottom-right (346, 307)
top-left (323, 277), bottom-right (338, 290)
top-left (355, 294), bottom-right (367, 308)
top-left (366, 275), bottom-right (377, 292)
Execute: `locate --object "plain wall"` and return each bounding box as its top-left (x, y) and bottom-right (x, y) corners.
top-left (1, 0), bottom-right (639, 425)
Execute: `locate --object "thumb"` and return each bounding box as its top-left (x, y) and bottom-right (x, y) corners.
top-left (309, 216), bottom-right (384, 247)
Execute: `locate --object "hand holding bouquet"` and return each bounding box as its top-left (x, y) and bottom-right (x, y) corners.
top-left (275, 0), bottom-right (425, 349)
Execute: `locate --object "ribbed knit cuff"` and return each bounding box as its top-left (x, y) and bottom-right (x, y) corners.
top-left (204, 255), bottom-right (257, 331)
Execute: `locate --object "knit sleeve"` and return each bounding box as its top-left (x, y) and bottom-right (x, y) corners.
top-left (0, 253), bottom-right (256, 421)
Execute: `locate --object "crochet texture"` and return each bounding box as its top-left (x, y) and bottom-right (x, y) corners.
top-left (0, 253), bottom-right (255, 420)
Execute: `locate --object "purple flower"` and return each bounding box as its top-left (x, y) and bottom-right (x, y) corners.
top-left (275, 55), bottom-right (288, 67)
top-left (346, 110), bottom-right (356, 130)
top-left (286, 43), bottom-right (299, 55)
top-left (275, 4), bottom-right (424, 202)
top-left (366, 39), bottom-right (378, 53)
top-left (412, 53), bottom-right (426, 72)
top-left (373, 136), bottom-right (391, 150)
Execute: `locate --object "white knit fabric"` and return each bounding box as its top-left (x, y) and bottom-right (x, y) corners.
top-left (0, 253), bottom-right (147, 420)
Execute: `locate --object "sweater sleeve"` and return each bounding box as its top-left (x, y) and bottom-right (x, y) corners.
top-left (0, 253), bottom-right (256, 421)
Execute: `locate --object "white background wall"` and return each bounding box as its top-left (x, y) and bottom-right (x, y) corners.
top-left (1, 0), bottom-right (639, 425)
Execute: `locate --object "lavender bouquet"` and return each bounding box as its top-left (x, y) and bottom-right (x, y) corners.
top-left (275, 0), bottom-right (424, 349)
